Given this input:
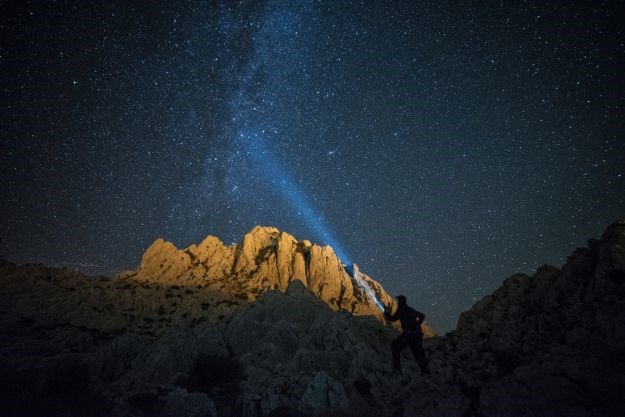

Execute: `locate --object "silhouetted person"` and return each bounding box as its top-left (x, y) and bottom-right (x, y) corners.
top-left (384, 295), bottom-right (429, 375)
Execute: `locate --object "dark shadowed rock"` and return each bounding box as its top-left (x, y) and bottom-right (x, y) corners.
top-left (438, 219), bottom-right (625, 417)
top-left (1, 221), bottom-right (623, 416)
top-left (300, 371), bottom-right (349, 415)
top-left (159, 387), bottom-right (217, 417)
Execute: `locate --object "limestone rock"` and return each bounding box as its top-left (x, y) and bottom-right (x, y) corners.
top-left (187, 235), bottom-right (236, 280)
top-left (128, 226), bottom-right (403, 329)
top-left (159, 387), bottom-right (217, 417)
top-left (441, 219), bottom-right (625, 417)
top-left (234, 226), bottom-right (280, 277)
top-left (3, 220), bottom-right (624, 417)
top-left (135, 239), bottom-right (192, 284)
top-left (276, 232), bottom-right (298, 291)
top-left (300, 371), bottom-right (349, 414)
top-left (116, 325), bottom-right (229, 390)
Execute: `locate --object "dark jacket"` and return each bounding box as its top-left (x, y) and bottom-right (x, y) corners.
top-left (385, 303), bottom-right (425, 334)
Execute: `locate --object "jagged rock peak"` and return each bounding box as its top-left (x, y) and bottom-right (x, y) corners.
top-left (125, 226), bottom-right (406, 326)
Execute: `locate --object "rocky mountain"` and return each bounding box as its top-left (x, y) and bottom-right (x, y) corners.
top-left (117, 226), bottom-right (435, 337)
top-left (125, 226), bottom-right (398, 324)
top-left (437, 219), bottom-right (625, 417)
top-left (1, 221), bottom-right (624, 417)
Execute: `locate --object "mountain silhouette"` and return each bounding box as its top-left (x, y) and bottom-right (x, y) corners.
top-left (0, 221), bottom-right (623, 416)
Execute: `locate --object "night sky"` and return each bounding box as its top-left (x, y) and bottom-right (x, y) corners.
top-left (2, 1), bottom-right (624, 332)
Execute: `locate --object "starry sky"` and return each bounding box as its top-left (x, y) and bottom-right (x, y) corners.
top-left (2, 1), bottom-right (624, 332)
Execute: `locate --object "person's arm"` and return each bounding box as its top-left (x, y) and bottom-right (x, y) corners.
top-left (416, 310), bottom-right (425, 325)
top-left (384, 305), bottom-right (399, 321)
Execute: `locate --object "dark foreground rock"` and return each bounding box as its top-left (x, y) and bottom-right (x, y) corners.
top-left (440, 219), bottom-right (625, 417)
top-left (0, 220), bottom-right (623, 416)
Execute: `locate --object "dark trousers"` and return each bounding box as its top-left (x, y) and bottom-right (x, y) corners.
top-left (391, 331), bottom-right (429, 373)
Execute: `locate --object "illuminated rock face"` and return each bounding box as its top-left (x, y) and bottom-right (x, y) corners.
top-left (0, 221), bottom-right (624, 417)
top-left (129, 225), bottom-right (434, 334)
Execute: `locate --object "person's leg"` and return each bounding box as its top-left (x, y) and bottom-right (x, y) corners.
top-left (409, 336), bottom-right (429, 374)
top-left (391, 333), bottom-right (410, 370)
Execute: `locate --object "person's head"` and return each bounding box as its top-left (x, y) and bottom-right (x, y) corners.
top-left (396, 295), bottom-right (407, 306)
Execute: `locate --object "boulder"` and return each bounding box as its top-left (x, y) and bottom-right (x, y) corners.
top-left (159, 387), bottom-right (217, 417)
top-left (300, 371), bottom-right (349, 415)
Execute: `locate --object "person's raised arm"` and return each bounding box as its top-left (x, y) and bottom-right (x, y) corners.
top-left (416, 310), bottom-right (425, 324)
top-left (384, 305), bottom-right (399, 321)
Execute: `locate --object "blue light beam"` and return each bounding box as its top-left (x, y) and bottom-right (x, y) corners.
top-left (236, 130), bottom-right (352, 265)
top-left (345, 264), bottom-right (385, 311)
top-left (238, 130), bottom-right (385, 312)
top-left (223, 1), bottom-right (384, 311)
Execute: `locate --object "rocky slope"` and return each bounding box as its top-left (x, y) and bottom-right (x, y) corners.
top-left (1, 221), bottom-right (624, 417)
top-left (123, 226), bottom-right (408, 328)
top-left (436, 219), bottom-right (625, 417)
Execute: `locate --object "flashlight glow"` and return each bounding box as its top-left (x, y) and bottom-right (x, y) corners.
top-left (236, 130), bottom-right (352, 264)
top-left (236, 133), bottom-right (385, 311)
top-left (345, 264), bottom-right (385, 311)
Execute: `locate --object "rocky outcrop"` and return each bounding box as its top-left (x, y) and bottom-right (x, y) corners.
top-left (220, 280), bottom-right (447, 417)
top-left (433, 219), bottom-right (625, 417)
top-left (159, 387), bottom-right (217, 417)
top-left (134, 235), bottom-right (236, 284)
top-left (127, 226), bottom-right (421, 331)
top-left (300, 371), bottom-right (349, 414)
top-left (0, 264), bottom-right (443, 417)
top-left (0, 220), bottom-right (623, 417)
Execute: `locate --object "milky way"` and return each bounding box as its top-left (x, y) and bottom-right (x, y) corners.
top-left (2, 1), bottom-right (624, 331)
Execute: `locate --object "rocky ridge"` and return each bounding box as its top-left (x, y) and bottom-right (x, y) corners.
top-left (436, 219), bottom-right (625, 416)
top-left (1, 220), bottom-right (624, 417)
top-left (122, 226), bottom-right (433, 335)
